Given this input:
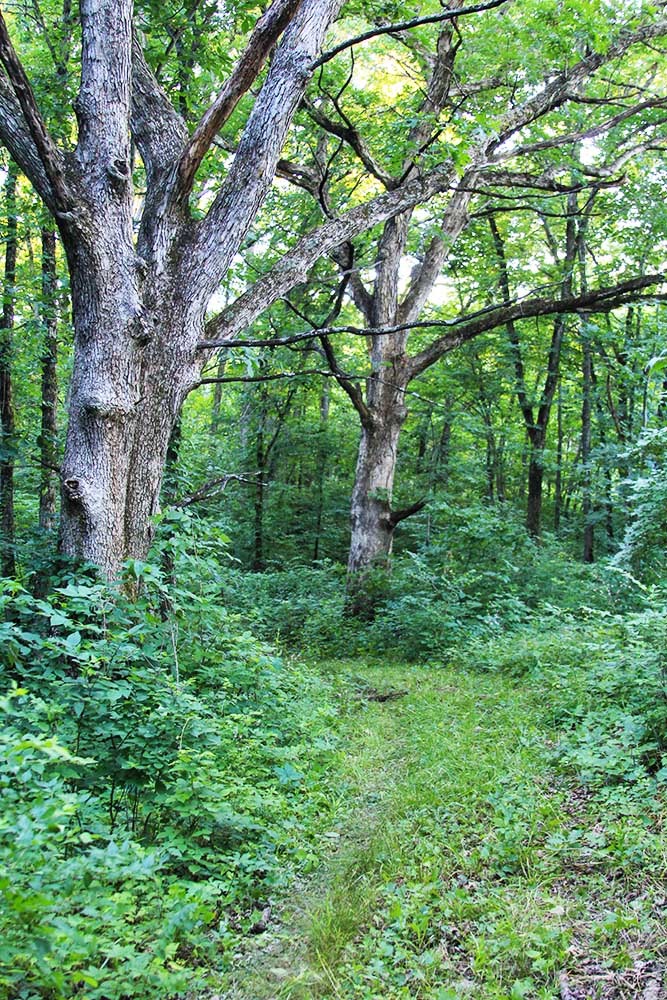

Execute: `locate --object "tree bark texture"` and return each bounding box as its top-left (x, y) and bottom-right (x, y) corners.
top-left (0, 0), bottom-right (342, 577)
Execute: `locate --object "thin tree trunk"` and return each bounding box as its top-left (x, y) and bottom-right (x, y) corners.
top-left (581, 328), bottom-right (595, 563)
top-left (526, 429), bottom-right (546, 539)
top-left (435, 403), bottom-right (453, 487)
top-left (0, 162), bottom-right (18, 577)
top-left (38, 226), bottom-right (58, 534)
top-left (312, 382), bottom-right (329, 562)
top-left (485, 431), bottom-right (496, 502)
top-left (210, 353), bottom-right (226, 433)
top-left (495, 434), bottom-right (506, 502)
top-left (554, 381), bottom-right (563, 531)
top-left (490, 193), bottom-right (582, 539)
top-left (253, 428), bottom-right (265, 572)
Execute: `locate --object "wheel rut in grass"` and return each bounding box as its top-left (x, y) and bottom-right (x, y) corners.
top-left (221, 662), bottom-right (667, 1000)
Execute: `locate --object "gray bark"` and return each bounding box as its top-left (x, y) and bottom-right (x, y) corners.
top-left (0, 3), bottom-right (664, 579)
top-left (0, 0), bottom-right (342, 577)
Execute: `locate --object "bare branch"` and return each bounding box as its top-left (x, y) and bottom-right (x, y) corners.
top-left (200, 276), bottom-right (665, 355)
top-left (488, 214), bottom-right (533, 427)
top-left (199, 367), bottom-right (336, 384)
top-left (509, 97), bottom-right (667, 158)
top-left (303, 95), bottom-right (396, 188)
top-left (311, 0), bottom-right (510, 69)
top-left (174, 472), bottom-right (261, 507)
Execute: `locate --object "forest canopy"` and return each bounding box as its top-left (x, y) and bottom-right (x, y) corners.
top-left (1, 1), bottom-right (667, 997)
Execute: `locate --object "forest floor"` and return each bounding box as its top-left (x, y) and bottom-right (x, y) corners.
top-left (220, 662), bottom-right (667, 1000)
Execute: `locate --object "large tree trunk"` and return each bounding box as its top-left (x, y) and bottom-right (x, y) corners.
top-left (0, 0), bottom-right (341, 579)
top-left (348, 411), bottom-right (406, 579)
top-left (59, 234), bottom-right (200, 576)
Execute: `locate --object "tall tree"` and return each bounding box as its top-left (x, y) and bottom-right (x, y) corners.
top-left (210, 5), bottom-right (667, 607)
top-left (0, 0), bottom-right (469, 577)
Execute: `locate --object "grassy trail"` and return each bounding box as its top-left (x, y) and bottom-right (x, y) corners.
top-left (224, 662), bottom-right (667, 1000)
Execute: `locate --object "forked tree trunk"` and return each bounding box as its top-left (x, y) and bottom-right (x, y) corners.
top-left (0, 0), bottom-right (342, 578)
top-left (57, 207), bottom-right (198, 577)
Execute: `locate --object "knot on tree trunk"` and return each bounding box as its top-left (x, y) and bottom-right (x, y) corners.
top-left (63, 477), bottom-right (85, 503)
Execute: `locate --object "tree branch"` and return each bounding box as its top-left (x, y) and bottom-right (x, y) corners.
top-left (311, 0), bottom-right (510, 69)
top-left (204, 159), bottom-right (456, 343)
top-left (76, 0), bottom-right (133, 180)
top-left (408, 274), bottom-right (664, 379)
top-left (489, 215), bottom-right (533, 427)
top-left (175, 0), bottom-right (303, 203)
top-left (131, 34), bottom-right (188, 182)
top-left (319, 330), bottom-right (372, 426)
top-left (188, 0), bottom-right (341, 301)
top-left (490, 20), bottom-right (667, 155)
top-left (0, 11), bottom-right (72, 209)
top-left (303, 96), bottom-right (396, 188)
top-left (388, 498), bottom-right (427, 527)
top-left (174, 473), bottom-right (261, 507)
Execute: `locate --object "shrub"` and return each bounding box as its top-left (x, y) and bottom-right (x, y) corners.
top-left (0, 515), bottom-right (342, 998)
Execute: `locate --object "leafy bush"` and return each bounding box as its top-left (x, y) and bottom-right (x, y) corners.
top-left (0, 513), bottom-right (342, 998)
top-left (468, 602), bottom-right (667, 806)
top-left (614, 428), bottom-right (667, 582)
top-left (219, 503), bottom-right (646, 661)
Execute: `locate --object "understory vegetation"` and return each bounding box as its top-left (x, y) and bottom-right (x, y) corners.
top-left (2, 515), bottom-right (667, 998)
top-left (2, 0), bottom-right (667, 997)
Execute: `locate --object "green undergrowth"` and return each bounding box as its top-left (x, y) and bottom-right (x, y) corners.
top-left (219, 507), bottom-right (646, 661)
top-left (230, 636), bottom-right (667, 999)
top-left (0, 541), bottom-right (350, 1000)
top-left (2, 514), bottom-right (666, 999)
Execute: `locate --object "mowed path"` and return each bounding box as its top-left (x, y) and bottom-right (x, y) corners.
top-left (223, 663), bottom-right (667, 1000)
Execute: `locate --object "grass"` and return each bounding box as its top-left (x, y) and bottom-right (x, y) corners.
top-left (223, 660), bottom-right (667, 1000)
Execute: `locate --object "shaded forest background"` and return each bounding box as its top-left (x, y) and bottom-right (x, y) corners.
top-left (2, 1), bottom-right (667, 997)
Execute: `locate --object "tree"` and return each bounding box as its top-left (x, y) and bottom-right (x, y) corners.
top-left (208, 2), bottom-right (667, 609)
top-left (0, 0), bottom-right (474, 577)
